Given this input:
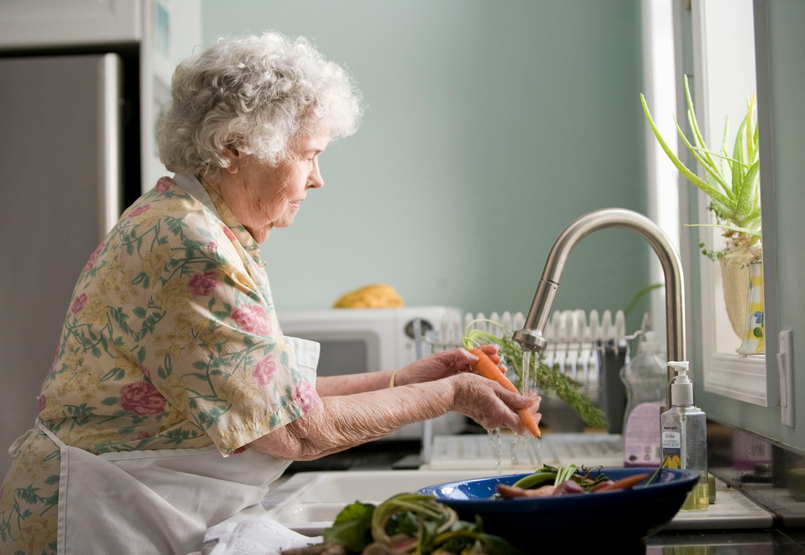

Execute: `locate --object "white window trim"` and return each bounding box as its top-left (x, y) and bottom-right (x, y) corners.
top-left (641, 0), bottom-right (680, 344)
top-left (691, 0), bottom-right (767, 406)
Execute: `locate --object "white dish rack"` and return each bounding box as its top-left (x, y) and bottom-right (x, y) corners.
top-left (416, 308), bottom-right (633, 468)
top-left (420, 308), bottom-right (629, 395)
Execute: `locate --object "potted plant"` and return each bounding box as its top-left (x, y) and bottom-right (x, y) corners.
top-left (641, 76), bottom-right (762, 348)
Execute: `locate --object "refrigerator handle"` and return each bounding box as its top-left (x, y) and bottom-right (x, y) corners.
top-left (97, 53), bottom-right (123, 240)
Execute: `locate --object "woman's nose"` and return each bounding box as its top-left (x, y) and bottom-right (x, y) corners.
top-left (308, 158), bottom-right (324, 188)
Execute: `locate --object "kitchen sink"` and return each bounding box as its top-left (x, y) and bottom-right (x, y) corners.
top-left (263, 469), bottom-right (774, 536)
top-left (263, 469), bottom-right (492, 535)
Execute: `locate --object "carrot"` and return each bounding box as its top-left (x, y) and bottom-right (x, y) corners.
top-left (593, 473), bottom-right (650, 493)
top-left (469, 348), bottom-right (541, 439)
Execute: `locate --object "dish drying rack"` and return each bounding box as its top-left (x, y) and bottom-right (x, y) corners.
top-left (413, 309), bottom-right (640, 467)
top-left (415, 309), bottom-right (631, 395)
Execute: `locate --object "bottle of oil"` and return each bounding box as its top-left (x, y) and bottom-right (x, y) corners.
top-left (660, 361), bottom-right (709, 511)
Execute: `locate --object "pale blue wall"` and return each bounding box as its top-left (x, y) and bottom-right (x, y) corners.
top-left (201, 0), bottom-right (650, 329)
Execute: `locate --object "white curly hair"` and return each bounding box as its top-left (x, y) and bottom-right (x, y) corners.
top-left (157, 32), bottom-right (363, 179)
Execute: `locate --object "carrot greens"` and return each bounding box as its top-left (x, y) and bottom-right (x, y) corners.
top-left (462, 319), bottom-right (609, 430)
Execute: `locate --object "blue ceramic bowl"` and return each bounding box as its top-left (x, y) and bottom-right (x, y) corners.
top-left (418, 467), bottom-right (699, 550)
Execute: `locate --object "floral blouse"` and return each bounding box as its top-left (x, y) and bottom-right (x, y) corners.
top-left (0, 176), bottom-right (320, 555)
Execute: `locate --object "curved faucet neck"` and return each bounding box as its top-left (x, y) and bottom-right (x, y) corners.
top-left (513, 208), bottom-right (686, 408)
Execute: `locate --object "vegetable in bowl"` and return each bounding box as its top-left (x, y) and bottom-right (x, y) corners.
top-left (495, 464), bottom-right (651, 499)
top-left (418, 463), bottom-right (698, 551)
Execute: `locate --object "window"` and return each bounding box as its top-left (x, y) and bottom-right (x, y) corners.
top-left (691, 0), bottom-right (767, 405)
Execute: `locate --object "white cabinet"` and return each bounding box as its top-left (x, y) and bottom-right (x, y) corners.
top-left (0, 0), bottom-right (201, 194)
top-left (0, 0), bottom-right (141, 47)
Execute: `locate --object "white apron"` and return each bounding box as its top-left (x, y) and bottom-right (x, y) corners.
top-left (28, 336), bottom-right (319, 555)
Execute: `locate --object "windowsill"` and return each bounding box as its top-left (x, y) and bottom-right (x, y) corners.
top-left (704, 353), bottom-right (768, 406)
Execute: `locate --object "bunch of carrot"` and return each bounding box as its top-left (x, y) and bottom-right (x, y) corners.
top-left (466, 346), bottom-right (542, 439)
top-left (457, 316), bottom-right (542, 444)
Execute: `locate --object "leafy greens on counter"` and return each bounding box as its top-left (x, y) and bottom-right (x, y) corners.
top-left (284, 493), bottom-right (525, 555)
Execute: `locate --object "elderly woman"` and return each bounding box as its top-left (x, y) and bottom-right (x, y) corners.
top-left (0, 33), bottom-right (539, 555)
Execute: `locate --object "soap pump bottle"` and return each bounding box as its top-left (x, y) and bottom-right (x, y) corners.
top-left (620, 330), bottom-right (666, 467)
top-left (661, 361), bottom-right (709, 511)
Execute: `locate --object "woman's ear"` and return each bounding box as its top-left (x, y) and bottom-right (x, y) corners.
top-left (222, 143), bottom-right (241, 175)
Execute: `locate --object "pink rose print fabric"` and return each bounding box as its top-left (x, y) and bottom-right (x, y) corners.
top-left (1, 176), bottom-right (315, 554)
top-left (231, 304), bottom-right (272, 336)
top-left (128, 204), bottom-right (150, 218)
top-left (292, 380), bottom-right (321, 414)
top-left (83, 242), bottom-right (104, 272)
top-left (252, 356), bottom-right (277, 386)
top-left (188, 271), bottom-right (218, 297)
top-left (119, 382), bottom-right (166, 416)
top-left (156, 176), bottom-right (172, 192)
top-left (70, 293), bottom-right (87, 315)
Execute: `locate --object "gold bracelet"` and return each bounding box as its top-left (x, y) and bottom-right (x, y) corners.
top-left (389, 368), bottom-right (399, 388)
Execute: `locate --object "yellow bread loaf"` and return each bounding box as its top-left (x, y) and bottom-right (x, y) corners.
top-left (333, 284), bottom-right (404, 308)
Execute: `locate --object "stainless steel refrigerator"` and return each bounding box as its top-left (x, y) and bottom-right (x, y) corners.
top-left (0, 52), bottom-right (140, 479)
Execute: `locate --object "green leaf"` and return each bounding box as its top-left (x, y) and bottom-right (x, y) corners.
top-left (684, 75), bottom-right (720, 175)
top-left (731, 116), bottom-right (748, 194)
top-left (15, 486), bottom-right (42, 505)
top-left (138, 347), bottom-right (146, 364)
top-left (736, 161), bottom-right (760, 218)
top-left (133, 307), bottom-right (146, 318)
top-left (746, 95), bottom-right (757, 162)
top-left (323, 502), bottom-right (375, 552)
top-left (100, 396), bottom-right (119, 406)
top-left (674, 117), bottom-right (734, 204)
top-left (624, 283), bottom-right (665, 317)
top-left (641, 95), bottom-right (732, 209)
top-left (43, 474), bottom-right (60, 485)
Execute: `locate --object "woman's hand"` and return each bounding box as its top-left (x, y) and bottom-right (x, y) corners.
top-left (250, 359), bottom-right (540, 462)
top-left (449, 373), bottom-right (541, 434)
top-left (395, 346), bottom-right (502, 387)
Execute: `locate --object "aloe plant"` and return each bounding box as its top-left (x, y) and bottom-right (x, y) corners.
top-left (641, 76), bottom-right (761, 259)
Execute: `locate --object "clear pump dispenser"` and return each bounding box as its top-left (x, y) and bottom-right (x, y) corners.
top-left (620, 331), bottom-right (666, 467)
top-left (661, 361), bottom-right (709, 511)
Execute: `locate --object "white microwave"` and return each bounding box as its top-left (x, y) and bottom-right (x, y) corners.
top-left (277, 306), bottom-right (466, 439)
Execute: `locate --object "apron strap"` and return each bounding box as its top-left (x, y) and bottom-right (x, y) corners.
top-left (38, 422), bottom-right (67, 449)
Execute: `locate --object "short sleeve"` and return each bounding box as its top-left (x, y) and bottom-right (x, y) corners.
top-left (141, 212), bottom-right (321, 456)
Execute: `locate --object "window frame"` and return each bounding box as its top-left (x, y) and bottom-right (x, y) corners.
top-left (689, 0), bottom-right (773, 407)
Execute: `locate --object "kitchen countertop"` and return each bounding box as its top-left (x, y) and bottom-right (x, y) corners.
top-left (276, 436), bottom-right (805, 553)
top-left (646, 529), bottom-right (805, 553)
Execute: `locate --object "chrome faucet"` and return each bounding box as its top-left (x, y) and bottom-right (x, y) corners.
top-left (512, 208), bottom-right (685, 409)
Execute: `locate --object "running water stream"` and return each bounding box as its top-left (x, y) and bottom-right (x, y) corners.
top-left (488, 429), bottom-right (502, 475)
top-left (487, 352), bottom-right (539, 474)
top-left (522, 351), bottom-right (531, 397)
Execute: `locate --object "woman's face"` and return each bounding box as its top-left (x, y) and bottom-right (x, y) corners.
top-left (217, 127), bottom-right (330, 243)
